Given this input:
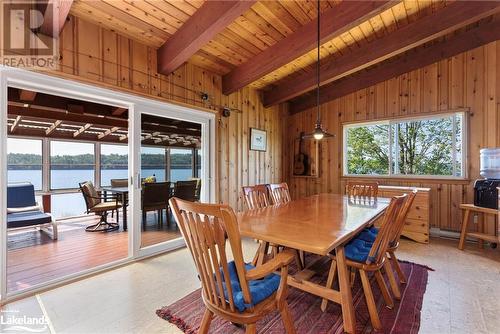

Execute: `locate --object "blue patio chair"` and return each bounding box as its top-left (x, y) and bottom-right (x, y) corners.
top-left (7, 182), bottom-right (57, 240)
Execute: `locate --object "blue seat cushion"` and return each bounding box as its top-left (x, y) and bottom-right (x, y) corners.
top-left (7, 210), bottom-right (52, 229)
top-left (7, 183), bottom-right (36, 208)
top-left (221, 261), bottom-right (280, 312)
top-left (357, 226), bottom-right (379, 243)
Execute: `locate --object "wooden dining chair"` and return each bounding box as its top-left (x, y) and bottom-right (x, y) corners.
top-left (322, 195), bottom-right (406, 330)
top-left (386, 190), bottom-right (417, 286)
top-left (169, 197), bottom-right (296, 334)
top-left (268, 183), bottom-right (291, 205)
top-left (242, 185), bottom-right (274, 266)
top-left (345, 181), bottom-right (379, 200)
top-left (242, 184), bottom-right (271, 210)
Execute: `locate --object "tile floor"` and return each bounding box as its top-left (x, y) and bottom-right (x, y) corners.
top-left (1, 237), bottom-right (499, 334)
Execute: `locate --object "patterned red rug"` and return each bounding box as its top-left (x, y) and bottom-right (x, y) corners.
top-left (156, 258), bottom-right (431, 334)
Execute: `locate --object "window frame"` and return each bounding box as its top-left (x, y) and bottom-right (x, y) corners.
top-left (342, 110), bottom-right (468, 180)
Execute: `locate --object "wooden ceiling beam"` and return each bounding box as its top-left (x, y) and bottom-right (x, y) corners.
top-left (45, 120), bottom-right (62, 135)
top-left (290, 17), bottom-right (500, 114)
top-left (222, 0), bottom-right (396, 95)
top-left (38, 0), bottom-right (73, 38)
top-left (265, 1), bottom-right (500, 107)
top-left (157, 0), bottom-right (255, 75)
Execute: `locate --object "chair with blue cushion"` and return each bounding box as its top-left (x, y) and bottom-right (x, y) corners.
top-left (169, 197), bottom-right (296, 334)
top-left (322, 194), bottom-right (407, 331)
top-left (7, 182), bottom-right (57, 240)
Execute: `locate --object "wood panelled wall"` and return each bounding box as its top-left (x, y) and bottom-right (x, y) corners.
top-left (284, 41), bottom-right (500, 233)
top-left (48, 15), bottom-right (286, 211)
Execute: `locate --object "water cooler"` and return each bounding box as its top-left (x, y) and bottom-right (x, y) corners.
top-left (474, 148), bottom-right (500, 209)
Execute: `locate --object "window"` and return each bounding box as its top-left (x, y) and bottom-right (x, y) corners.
top-left (50, 141), bottom-right (95, 189)
top-left (170, 148), bottom-right (193, 182)
top-left (7, 138), bottom-right (43, 190)
top-left (101, 144), bottom-right (128, 186)
top-left (141, 146), bottom-right (166, 182)
top-left (343, 112), bottom-right (466, 178)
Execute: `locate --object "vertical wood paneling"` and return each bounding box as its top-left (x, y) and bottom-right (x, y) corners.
top-left (285, 41), bottom-right (500, 234)
top-left (52, 16), bottom-right (283, 211)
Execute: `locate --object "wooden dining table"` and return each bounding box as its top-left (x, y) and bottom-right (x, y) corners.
top-left (237, 193), bottom-right (390, 334)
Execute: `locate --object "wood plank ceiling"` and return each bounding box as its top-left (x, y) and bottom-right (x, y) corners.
top-left (68, 0), bottom-right (500, 112)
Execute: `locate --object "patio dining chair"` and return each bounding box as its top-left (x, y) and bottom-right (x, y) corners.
top-left (142, 181), bottom-right (171, 230)
top-left (79, 181), bottom-right (121, 232)
top-left (321, 194), bottom-right (407, 330)
top-left (169, 197), bottom-right (296, 334)
top-left (173, 180), bottom-right (198, 202)
top-left (110, 178), bottom-right (128, 187)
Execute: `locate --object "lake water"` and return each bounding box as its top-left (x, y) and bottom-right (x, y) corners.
top-left (8, 169), bottom-right (195, 218)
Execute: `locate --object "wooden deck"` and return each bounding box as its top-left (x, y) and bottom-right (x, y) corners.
top-left (7, 213), bottom-right (181, 293)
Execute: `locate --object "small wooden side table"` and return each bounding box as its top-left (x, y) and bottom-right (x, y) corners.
top-left (458, 204), bottom-right (499, 250)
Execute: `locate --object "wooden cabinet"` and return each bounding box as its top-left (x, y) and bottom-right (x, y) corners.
top-left (378, 186), bottom-right (431, 244)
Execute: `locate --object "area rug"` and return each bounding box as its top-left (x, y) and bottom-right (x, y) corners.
top-left (156, 257), bottom-right (431, 334)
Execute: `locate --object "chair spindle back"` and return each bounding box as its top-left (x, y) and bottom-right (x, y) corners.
top-left (366, 194), bottom-right (406, 265)
top-left (169, 198), bottom-right (253, 313)
top-left (269, 183), bottom-right (291, 205)
top-left (242, 185), bottom-right (271, 210)
top-left (346, 182), bottom-right (379, 199)
top-left (389, 190), bottom-right (417, 247)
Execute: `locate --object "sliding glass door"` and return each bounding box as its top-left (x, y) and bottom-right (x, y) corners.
top-left (136, 112), bottom-right (205, 253)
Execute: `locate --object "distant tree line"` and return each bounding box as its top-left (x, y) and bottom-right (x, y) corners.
top-left (8, 153), bottom-right (196, 170)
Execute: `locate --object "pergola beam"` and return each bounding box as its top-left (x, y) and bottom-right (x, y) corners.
top-left (264, 1), bottom-right (500, 107)
top-left (10, 116), bottom-right (22, 133)
top-left (45, 120), bottom-right (62, 135)
top-left (73, 123), bottom-right (92, 138)
top-left (290, 17), bottom-right (500, 114)
top-left (98, 126), bottom-right (119, 139)
top-left (157, 0), bottom-right (255, 75)
top-left (222, 0), bottom-right (396, 95)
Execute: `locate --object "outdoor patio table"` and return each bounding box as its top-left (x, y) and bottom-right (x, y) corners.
top-left (101, 187), bottom-right (129, 231)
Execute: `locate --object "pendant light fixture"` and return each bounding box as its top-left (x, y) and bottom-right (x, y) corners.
top-left (302, 0), bottom-right (334, 140)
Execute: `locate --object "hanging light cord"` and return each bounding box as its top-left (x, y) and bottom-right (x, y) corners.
top-left (316, 0), bottom-right (321, 125)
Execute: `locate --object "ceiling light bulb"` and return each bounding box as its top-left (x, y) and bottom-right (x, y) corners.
top-left (313, 131), bottom-right (324, 140)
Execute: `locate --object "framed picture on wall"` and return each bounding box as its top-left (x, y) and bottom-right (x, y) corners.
top-left (250, 128), bottom-right (267, 152)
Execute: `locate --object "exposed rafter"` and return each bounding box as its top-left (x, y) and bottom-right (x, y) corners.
top-left (264, 1), bottom-right (500, 107)
top-left (38, 0), bottom-right (73, 38)
top-left (157, 0), bottom-right (255, 75)
top-left (112, 107), bottom-right (127, 116)
top-left (19, 90), bottom-right (37, 102)
top-left (8, 102), bottom-right (128, 128)
top-left (290, 17), bottom-right (500, 114)
top-left (222, 0), bottom-right (396, 95)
